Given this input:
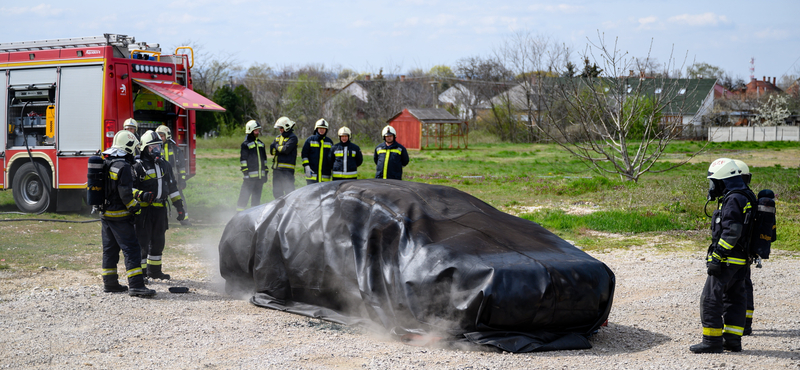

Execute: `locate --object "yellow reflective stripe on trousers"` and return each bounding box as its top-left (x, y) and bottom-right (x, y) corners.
top-left (703, 327), bottom-right (723, 336)
top-left (723, 325), bottom-right (744, 336)
top-left (127, 267), bottom-right (143, 277)
top-left (103, 209), bottom-right (132, 217)
top-left (726, 257), bottom-right (747, 265)
top-left (277, 163), bottom-right (294, 169)
top-left (746, 310), bottom-right (753, 319)
top-left (102, 268), bottom-right (117, 276)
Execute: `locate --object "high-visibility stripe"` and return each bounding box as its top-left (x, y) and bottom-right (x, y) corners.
top-left (277, 163), bottom-right (294, 169)
top-left (102, 209), bottom-right (131, 217)
top-left (127, 267), bottom-right (143, 277)
top-left (723, 325), bottom-right (744, 336)
top-left (743, 202), bottom-right (752, 213)
top-left (719, 239), bottom-right (735, 250)
top-left (703, 327), bottom-right (723, 336)
top-left (758, 205), bottom-right (776, 214)
top-left (746, 310), bottom-right (753, 319)
top-left (102, 268), bottom-right (117, 276)
top-left (726, 257), bottom-right (747, 265)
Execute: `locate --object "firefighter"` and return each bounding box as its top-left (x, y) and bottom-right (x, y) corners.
top-left (237, 120), bottom-right (268, 211)
top-left (300, 118), bottom-right (333, 184)
top-left (132, 130), bottom-right (186, 280)
top-left (156, 125), bottom-right (190, 226)
top-left (374, 125), bottom-right (409, 180)
top-left (690, 158), bottom-right (756, 354)
top-left (330, 126), bottom-right (363, 180)
top-left (100, 130), bottom-right (155, 297)
top-left (123, 118), bottom-right (140, 154)
top-left (270, 117), bottom-right (299, 198)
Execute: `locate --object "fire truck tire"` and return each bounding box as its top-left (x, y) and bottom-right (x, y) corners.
top-left (12, 162), bottom-right (54, 214)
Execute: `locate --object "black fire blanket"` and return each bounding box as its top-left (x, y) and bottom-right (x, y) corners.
top-left (219, 179), bottom-right (615, 353)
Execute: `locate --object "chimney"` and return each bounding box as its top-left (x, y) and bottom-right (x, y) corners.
top-left (629, 70), bottom-right (634, 77)
top-left (400, 75), bottom-right (406, 82)
top-left (772, 77), bottom-right (776, 85)
top-left (365, 74), bottom-right (371, 81)
top-left (762, 76), bottom-right (766, 82)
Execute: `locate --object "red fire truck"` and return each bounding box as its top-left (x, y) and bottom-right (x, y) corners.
top-left (0, 34), bottom-right (224, 213)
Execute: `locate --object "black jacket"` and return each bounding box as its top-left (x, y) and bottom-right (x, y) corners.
top-left (374, 141), bottom-right (409, 180)
top-left (330, 141), bottom-right (363, 179)
top-left (162, 138), bottom-right (185, 187)
top-left (710, 178), bottom-right (756, 265)
top-left (101, 156), bottom-right (138, 220)
top-left (270, 130), bottom-right (298, 171)
top-left (301, 132), bottom-right (333, 181)
top-left (240, 133), bottom-right (268, 180)
top-left (132, 154), bottom-right (182, 208)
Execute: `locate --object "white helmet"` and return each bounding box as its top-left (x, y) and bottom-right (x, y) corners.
top-left (245, 120), bottom-right (261, 134)
top-left (338, 127), bottom-right (351, 137)
top-left (112, 130), bottom-right (139, 155)
top-left (314, 119), bottom-right (329, 130)
top-left (139, 130), bottom-right (163, 151)
top-left (155, 125), bottom-right (171, 139)
top-left (707, 158), bottom-right (740, 180)
top-left (123, 118), bottom-right (138, 130)
top-left (733, 159), bottom-right (751, 185)
top-left (381, 125), bottom-right (396, 137)
top-left (274, 117), bottom-right (296, 130)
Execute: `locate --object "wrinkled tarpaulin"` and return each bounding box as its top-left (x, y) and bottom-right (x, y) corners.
top-left (219, 180), bottom-right (615, 352)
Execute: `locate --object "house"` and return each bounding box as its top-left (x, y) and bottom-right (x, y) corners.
top-left (386, 108), bottom-right (467, 150)
top-left (738, 76), bottom-right (783, 98)
top-left (323, 75), bottom-right (433, 123)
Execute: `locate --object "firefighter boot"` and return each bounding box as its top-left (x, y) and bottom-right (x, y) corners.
top-left (689, 336), bottom-right (724, 354)
top-left (147, 264), bottom-right (171, 280)
top-left (127, 275), bottom-right (156, 297)
top-left (102, 275), bottom-right (128, 293)
top-left (723, 333), bottom-right (742, 352)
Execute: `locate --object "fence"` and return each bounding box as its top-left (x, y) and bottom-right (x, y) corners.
top-left (707, 126), bottom-right (800, 142)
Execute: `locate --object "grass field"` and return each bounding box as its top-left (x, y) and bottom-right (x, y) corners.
top-left (0, 137), bottom-right (797, 271)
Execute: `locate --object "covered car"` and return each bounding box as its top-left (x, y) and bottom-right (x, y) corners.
top-left (218, 180), bottom-right (615, 352)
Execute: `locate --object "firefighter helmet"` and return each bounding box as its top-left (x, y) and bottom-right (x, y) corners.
top-left (112, 130), bottom-right (139, 155)
top-left (733, 159), bottom-right (751, 185)
top-left (155, 125), bottom-right (171, 139)
top-left (139, 130), bottom-right (163, 151)
top-left (314, 119), bottom-right (329, 130)
top-left (274, 117), bottom-right (296, 131)
top-left (245, 120), bottom-right (261, 134)
top-left (338, 127), bottom-right (351, 137)
top-left (707, 158), bottom-right (740, 180)
top-left (381, 125), bottom-right (396, 137)
top-left (123, 118), bottom-right (138, 130)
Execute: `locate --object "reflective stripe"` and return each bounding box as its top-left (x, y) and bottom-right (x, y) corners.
top-left (719, 239), bottom-right (735, 250)
top-left (248, 142), bottom-right (256, 149)
top-left (758, 205), bottom-right (776, 214)
top-left (703, 327), bottom-right (723, 336)
top-left (127, 267), bottom-right (143, 277)
top-left (102, 268), bottom-right (117, 276)
top-left (277, 163), bottom-right (294, 169)
top-left (726, 257), bottom-right (747, 265)
top-left (147, 255), bottom-right (163, 266)
top-left (125, 199), bottom-right (137, 209)
top-left (138, 202), bottom-right (165, 207)
top-left (743, 202), bottom-right (752, 213)
top-left (248, 171), bottom-right (260, 177)
top-left (240, 160), bottom-right (247, 166)
top-left (102, 209), bottom-right (131, 217)
top-left (723, 325), bottom-right (744, 336)
top-left (169, 191), bottom-right (180, 199)
top-left (746, 310), bottom-right (753, 319)
top-left (333, 170), bottom-right (358, 177)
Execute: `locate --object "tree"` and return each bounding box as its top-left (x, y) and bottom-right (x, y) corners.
top-left (686, 62), bottom-right (725, 80)
top-left (754, 94), bottom-right (790, 126)
top-left (579, 57), bottom-right (602, 78)
top-left (534, 33), bottom-right (704, 182)
top-left (211, 84), bottom-right (256, 135)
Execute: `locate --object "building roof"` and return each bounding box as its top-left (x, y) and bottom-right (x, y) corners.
top-left (387, 108), bottom-right (461, 123)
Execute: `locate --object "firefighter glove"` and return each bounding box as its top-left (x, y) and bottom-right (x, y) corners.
top-left (304, 165), bottom-right (312, 178)
top-left (137, 191), bottom-right (155, 204)
top-left (707, 259), bottom-right (723, 277)
top-left (128, 203), bottom-right (141, 215)
top-left (174, 200), bottom-right (186, 221)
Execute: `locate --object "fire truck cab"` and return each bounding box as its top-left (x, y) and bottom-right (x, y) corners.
top-left (0, 34), bottom-right (224, 213)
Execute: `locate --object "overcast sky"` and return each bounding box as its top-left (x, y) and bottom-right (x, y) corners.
top-left (2, 1), bottom-right (798, 83)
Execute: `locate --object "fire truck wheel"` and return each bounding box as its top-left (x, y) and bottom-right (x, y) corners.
top-left (12, 162), bottom-right (54, 214)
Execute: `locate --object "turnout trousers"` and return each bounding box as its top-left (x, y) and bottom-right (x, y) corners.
top-left (700, 263), bottom-right (748, 337)
top-left (237, 178), bottom-right (264, 211)
top-left (272, 169), bottom-right (295, 199)
top-left (135, 206), bottom-right (168, 269)
top-left (744, 266), bottom-right (754, 330)
top-left (101, 218), bottom-right (143, 280)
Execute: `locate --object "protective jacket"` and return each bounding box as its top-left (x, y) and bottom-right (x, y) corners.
top-left (240, 133), bottom-right (268, 180)
top-left (330, 141), bottom-right (363, 180)
top-left (101, 156), bottom-right (139, 220)
top-left (132, 155), bottom-right (182, 208)
top-left (162, 138), bottom-right (186, 188)
top-left (374, 141), bottom-right (409, 180)
top-left (708, 180), bottom-right (756, 267)
top-left (270, 130), bottom-right (298, 171)
top-left (301, 132), bottom-right (333, 182)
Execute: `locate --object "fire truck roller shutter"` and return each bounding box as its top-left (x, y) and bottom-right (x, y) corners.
top-left (0, 70), bottom-right (6, 186)
top-left (57, 65), bottom-right (104, 153)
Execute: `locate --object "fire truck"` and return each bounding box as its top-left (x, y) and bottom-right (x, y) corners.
top-left (0, 34), bottom-right (224, 213)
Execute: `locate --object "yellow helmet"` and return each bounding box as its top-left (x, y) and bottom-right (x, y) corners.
top-left (155, 125), bottom-right (171, 139)
top-left (245, 120), bottom-right (261, 134)
top-left (112, 130), bottom-right (139, 155)
top-left (337, 127), bottom-right (351, 137)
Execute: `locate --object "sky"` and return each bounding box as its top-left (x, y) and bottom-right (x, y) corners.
top-left (2, 0), bottom-right (799, 84)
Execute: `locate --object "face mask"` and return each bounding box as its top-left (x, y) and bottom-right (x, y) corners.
top-left (148, 144), bottom-right (163, 158)
top-left (707, 179), bottom-right (724, 201)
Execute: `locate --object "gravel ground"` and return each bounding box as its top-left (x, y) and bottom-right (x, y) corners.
top-left (1, 241), bottom-right (799, 370)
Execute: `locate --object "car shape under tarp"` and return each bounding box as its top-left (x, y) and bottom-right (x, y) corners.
top-left (218, 179), bottom-right (615, 352)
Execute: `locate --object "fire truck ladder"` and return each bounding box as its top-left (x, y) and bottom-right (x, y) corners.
top-left (0, 34), bottom-right (137, 52)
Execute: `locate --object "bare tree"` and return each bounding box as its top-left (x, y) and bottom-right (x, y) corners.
top-left (534, 33), bottom-right (707, 182)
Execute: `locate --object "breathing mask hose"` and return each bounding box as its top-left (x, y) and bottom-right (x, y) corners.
top-left (18, 100), bottom-right (50, 214)
top-left (703, 199), bottom-right (713, 218)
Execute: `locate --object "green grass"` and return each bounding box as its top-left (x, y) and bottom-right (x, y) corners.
top-left (0, 138), bottom-right (798, 272)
